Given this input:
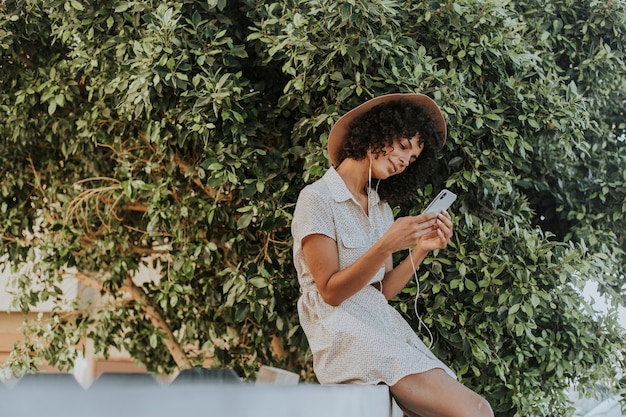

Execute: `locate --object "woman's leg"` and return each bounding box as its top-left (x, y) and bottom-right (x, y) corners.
top-left (394, 402), bottom-right (425, 417)
top-left (390, 368), bottom-right (494, 417)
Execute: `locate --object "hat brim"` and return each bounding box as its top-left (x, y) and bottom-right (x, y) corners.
top-left (327, 93), bottom-right (447, 167)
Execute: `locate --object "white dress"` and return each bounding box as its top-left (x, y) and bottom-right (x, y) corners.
top-left (292, 167), bottom-right (456, 385)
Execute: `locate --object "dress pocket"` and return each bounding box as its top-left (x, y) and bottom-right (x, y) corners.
top-left (340, 235), bottom-right (368, 249)
top-left (340, 235), bottom-right (386, 284)
top-left (338, 235), bottom-right (370, 271)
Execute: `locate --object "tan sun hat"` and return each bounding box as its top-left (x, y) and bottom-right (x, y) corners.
top-left (327, 93), bottom-right (447, 167)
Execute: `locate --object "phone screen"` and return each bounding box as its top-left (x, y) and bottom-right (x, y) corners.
top-left (424, 189), bottom-right (457, 214)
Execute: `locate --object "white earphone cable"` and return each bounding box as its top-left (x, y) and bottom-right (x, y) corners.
top-left (369, 151), bottom-right (381, 297)
top-left (408, 247), bottom-right (434, 349)
top-left (369, 149), bottom-right (433, 348)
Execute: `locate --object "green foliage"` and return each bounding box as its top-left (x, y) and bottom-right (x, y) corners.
top-left (1, 0), bottom-right (624, 415)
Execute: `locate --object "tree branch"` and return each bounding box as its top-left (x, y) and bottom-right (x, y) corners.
top-left (124, 277), bottom-right (192, 370)
top-left (174, 153), bottom-right (231, 202)
top-left (65, 269), bottom-right (192, 370)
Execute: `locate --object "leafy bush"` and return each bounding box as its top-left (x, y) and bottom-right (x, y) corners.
top-left (1, 0), bottom-right (624, 415)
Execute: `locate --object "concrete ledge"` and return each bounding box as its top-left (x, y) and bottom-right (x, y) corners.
top-left (1, 383), bottom-right (403, 417)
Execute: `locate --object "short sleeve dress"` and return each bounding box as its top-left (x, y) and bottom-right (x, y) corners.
top-left (292, 167), bottom-right (456, 385)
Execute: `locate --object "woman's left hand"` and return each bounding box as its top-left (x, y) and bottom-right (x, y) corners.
top-left (415, 211), bottom-right (453, 253)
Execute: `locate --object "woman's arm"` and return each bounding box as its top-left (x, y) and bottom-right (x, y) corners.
top-left (378, 211), bottom-right (453, 300)
top-left (301, 233), bottom-right (390, 306)
top-left (302, 212), bottom-right (449, 306)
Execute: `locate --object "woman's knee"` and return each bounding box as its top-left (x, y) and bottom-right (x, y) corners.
top-left (451, 391), bottom-right (493, 417)
top-left (390, 370), bottom-right (494, 417)
top-left (475, 396), bottom-right (494, 417)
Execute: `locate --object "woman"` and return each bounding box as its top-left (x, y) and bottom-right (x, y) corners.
top-left (291, 93), bottom-right (493, 417)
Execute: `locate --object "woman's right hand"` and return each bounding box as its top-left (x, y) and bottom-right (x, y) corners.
top-left (381, 212), bottom-right (441, 253)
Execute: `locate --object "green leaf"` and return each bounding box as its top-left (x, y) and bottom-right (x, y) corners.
top-left (237, 212), bottom-right (254, 229)
top-left (248, 277), bottom-right (268, 288)
top-left (70, 0), bottom-right (84, 11)
top-left (115, 2), bottom-right (131, 12)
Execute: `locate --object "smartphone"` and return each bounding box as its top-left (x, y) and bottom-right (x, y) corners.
top-left (423, 189), bottom-right (457, 214)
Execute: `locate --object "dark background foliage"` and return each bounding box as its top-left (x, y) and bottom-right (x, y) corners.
top-left (0, 0), bottom-right (624, 415)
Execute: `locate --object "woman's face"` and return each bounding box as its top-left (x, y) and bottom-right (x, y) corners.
top-left (371, 135), bottom-right (423, 179)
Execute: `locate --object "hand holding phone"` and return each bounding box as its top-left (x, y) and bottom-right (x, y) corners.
top-left (423, 189), bottom-right (457, 214)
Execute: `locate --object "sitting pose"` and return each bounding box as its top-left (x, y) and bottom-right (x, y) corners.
top-left (291, 93), bottom-right (493, 417)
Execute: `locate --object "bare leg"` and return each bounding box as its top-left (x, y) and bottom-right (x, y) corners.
top-left (390, 368), bottom-right (494, 417)
top-left (395, 401), bottom-right (424, 417)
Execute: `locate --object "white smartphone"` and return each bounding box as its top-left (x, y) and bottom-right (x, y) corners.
top-left (423, 189), bottom-right (457, 214)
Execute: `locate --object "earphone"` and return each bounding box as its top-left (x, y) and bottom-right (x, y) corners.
top-left (408, 247), bottom-right (434, 349)
top-left (368, 150), bottom-right (373, 226)
top-left (368, 151), bottom-right (381, 297)
top-left (368, 149), bottom-right (434, 349)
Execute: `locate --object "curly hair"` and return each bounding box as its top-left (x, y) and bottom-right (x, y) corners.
top-left (337, 100), bottom-right (441, 206)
